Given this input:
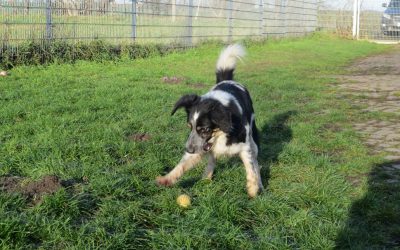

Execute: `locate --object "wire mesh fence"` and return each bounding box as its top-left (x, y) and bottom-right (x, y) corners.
top-left (2, 0), bottom-right (398, 62)
top-left (1, 0), bottom-right (319, 49)
top-left (317, 1), bottom-right (354, 37)
top-left (359, 0), bottom-right (400, 41)
top-left (318, 0), bottom-right (400, 42)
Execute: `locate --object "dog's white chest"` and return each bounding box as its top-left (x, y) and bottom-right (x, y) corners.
top-left (212, 134), bottom-right (249, 156)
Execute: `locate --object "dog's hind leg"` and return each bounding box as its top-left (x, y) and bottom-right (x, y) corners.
top-left (240, 149), bottom-right (262, 198)
top-left (202, 153), bottom-right (216, 180)
top-left (156, 153), bottom-right (202, 186)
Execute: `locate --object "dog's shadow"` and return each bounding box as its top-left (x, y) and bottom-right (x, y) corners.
top-left (258, 111), bottom-right (296, 188)
top-left (179, 111), bottom-right (296, 189)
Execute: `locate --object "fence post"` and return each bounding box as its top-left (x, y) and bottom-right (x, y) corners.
top-left (259, 0), bottom-right (264, 38)
top-left (172, 0), bottom-right (176, 22)
top-left (283, 0), bottom-right (287, 37)
top-left (45, 0), bottom-right (52, 40)
top-left (187, 0), bottom-right (193, 46)
top-left (356, 0), bottom-right (360, 39)
top-left (352, 0), bottom-right (357, 38)
top-left (132, 0), bottom-right (137, 40)
top-left (228, 0), bottom-right (233, 42)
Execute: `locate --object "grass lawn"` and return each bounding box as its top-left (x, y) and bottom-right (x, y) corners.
top-left (0, 34), bottom-right (397, 249)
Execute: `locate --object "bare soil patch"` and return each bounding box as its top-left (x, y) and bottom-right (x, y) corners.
top-left (349, 52), bottom-right (400, 75)
top-left (345, 173), bottom-right (369, 187)
top-left (161, 76), bottom-right (207, 89)
top-left (127, 133), bottom-right (151, 142)
top-left (0, 175), bottom-right (64, 204)
top-left (161, 76), bottom-right (185, 84)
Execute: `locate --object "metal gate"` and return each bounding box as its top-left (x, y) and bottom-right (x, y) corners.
top-left (356, 0), bottom-right (400, 42)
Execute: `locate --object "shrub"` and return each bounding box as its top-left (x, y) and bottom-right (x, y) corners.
top-left (0, 40), bottom-right (182, 69)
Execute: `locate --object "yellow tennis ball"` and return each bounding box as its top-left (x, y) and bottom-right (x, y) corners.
top-left (176, 194), bottom-right (191, 208)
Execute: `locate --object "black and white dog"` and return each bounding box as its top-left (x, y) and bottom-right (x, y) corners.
top-left (156, 44), bottom-right (263, 197)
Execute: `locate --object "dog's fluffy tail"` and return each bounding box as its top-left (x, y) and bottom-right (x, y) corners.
top-left (215, 44), bottom-right (246, 83)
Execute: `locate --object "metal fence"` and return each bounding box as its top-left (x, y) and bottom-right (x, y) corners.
top-left (0, 0), bottom-right (319, 48)
top-left (318, 0), bottom-right (400, 42)
top-left (2, 0), bottom-right (397, 53)
top-left (317, 1), bottom-right (353, 37)
top-left (359, 0), bottom-right (400, 41)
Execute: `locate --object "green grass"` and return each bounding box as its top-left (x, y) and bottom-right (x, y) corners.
top-left (0, 34), bottom-right (397, 249)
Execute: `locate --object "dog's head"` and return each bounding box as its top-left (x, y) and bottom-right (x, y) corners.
top-left (171, 94), bottom-right (232, 154)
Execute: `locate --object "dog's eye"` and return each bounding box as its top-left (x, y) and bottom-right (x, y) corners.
top-left (196, 127), bottom-right (211, 135)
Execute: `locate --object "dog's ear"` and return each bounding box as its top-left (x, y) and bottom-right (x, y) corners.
top-left (171, 94), bottom-right (200, 115)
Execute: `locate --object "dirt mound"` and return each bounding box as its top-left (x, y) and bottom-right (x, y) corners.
top-left (162, 76), bottom-right (184, 84)
top-left (22, 175), bottom-right (62, 199)
top-left (127, 133), bottom-right (151, 142)
top-left (0, 175), bottom-right (63, 204)
top-left (0, 176), bottom-right (23, 193)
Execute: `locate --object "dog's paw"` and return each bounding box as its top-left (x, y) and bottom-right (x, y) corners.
top-left (247, 185), bottom-right (260, 198)
top-left (156, 176), bottom-right (173, 187)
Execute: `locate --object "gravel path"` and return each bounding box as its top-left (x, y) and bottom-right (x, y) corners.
top-left (338, 48), bottom-right (400, 163)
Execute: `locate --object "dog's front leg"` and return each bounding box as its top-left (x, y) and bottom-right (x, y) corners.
top-left (240, 150), bottom-right (263, 198)
top-left (156, 153), bottom-right (202, 186)
top-left (202, 153), bottom-right (216, 180)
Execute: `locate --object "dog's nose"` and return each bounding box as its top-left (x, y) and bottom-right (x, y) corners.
top-left (185, 147), bottom-right (195, 154)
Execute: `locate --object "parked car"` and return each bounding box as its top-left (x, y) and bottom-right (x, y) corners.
top-left (382, 0), bottom-right (400, 35)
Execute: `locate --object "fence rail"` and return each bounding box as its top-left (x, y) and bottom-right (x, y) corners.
top-left (1, 0), bottom-right (319, 49)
